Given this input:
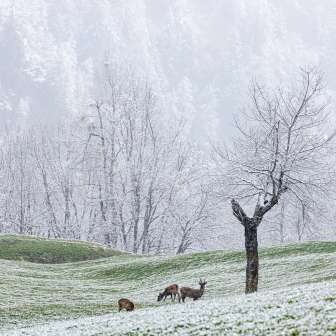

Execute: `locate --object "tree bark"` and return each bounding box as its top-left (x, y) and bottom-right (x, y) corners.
top-left (244, 221), bottom-right (259, 294)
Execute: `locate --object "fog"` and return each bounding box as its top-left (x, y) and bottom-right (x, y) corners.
top-left (0, 1), bottom-right (335, 252)
top-left (1, 0), bottom-right (336, 139)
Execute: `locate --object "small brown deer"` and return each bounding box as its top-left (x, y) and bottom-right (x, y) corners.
top-left (157, 284), bottom-right (180, 302)
top-left (118, 298), bottom-right (135, 312)
top-left (180, 279), bottom-right (207, 303)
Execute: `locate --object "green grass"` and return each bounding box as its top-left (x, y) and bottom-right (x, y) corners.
top-left (0, 235), bottom-right (125, 263)
top-left (95, 241), bottom-right (336, 281)
top-left (95, 250), bottom-right (244, 281)
top-left (260, 241), bottom-right (336, 257)
top-left (0, 237), bottom-right (335, 331)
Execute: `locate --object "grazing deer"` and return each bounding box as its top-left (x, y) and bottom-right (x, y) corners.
top-left (157, 284), bottom-right (180, 302)
top-left (118, 298), bottom-right (135, 312)
top-left (180, 279), bottom-right (207, 303)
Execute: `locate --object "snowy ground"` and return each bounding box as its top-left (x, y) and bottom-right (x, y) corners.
top-left (1, 242), bottom-right (336, 335)
top-left (3, 280), bottom-right (336, 335)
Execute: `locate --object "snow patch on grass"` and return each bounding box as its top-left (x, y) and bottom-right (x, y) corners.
top-left (4, 281), bottom-right (336, 335)
top-left (0, 241), bottom-right (336, 334)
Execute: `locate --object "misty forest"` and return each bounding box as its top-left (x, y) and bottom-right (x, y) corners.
top-left (1, 1), bottom-right (336, 335)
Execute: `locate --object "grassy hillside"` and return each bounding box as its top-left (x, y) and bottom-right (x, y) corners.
top-left (0, 235), bottom-right (125, 263)
top-left (0, 238), bottom-right (335, 335)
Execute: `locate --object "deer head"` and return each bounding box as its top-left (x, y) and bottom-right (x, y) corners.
top-left (199, 279), bottom-right (207, 290)
top-left (157, 292), bottom-right (165, 301)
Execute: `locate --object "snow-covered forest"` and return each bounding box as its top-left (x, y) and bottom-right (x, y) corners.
top-left (0, 67), bottom-right (214, 254)
top-left (1, 0), bottom-right (336, 254)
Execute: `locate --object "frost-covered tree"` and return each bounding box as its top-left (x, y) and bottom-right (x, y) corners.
top-left (0, 65), bottom-right (212, 255)
top-left (213, 68), bottom-right (335, 293)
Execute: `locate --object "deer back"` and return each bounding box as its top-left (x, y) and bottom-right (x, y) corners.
top-left (165, 284), bottom-right (178, 294)
top-left (158, 284), bottom-right (179, 301)
top-left (180, 280), bottom-right (207, 299)
top-left (118, 298), bottom-right (134, 311)
top-left (180, 286), bottom-right (203, 299)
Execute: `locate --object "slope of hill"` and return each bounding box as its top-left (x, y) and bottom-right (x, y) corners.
top-left (0, 239), bottom-right (336, 334)
top-left (5, 281), bottom-right (336, 335)
top-left (0, 234), bottom-right (125, 263)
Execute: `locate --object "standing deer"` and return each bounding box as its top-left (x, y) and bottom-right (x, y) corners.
top-left (157, 284), bottom-right (180, 302)
top-left (118, 298), bottom-right (135, 312)
top-left (180, 279), bottom-right (207, 302)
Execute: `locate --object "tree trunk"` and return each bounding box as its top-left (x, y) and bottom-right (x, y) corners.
top-left (244, 221), bottom-right (259, 294)
top-left (279, 202), bottom-right (285, 243)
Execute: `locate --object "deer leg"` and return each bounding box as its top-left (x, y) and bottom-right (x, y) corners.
top-left (172, 293), bottom-right (175, 302)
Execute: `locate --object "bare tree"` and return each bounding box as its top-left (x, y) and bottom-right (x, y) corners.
top-left (213, 68), bottom-right (334, 293)
top-left (76, 65), bottom-right (210, 254)
top-left (174, 189), bottom-right (210, 254)
top-left (0, 64), bottom-right (211, 255)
